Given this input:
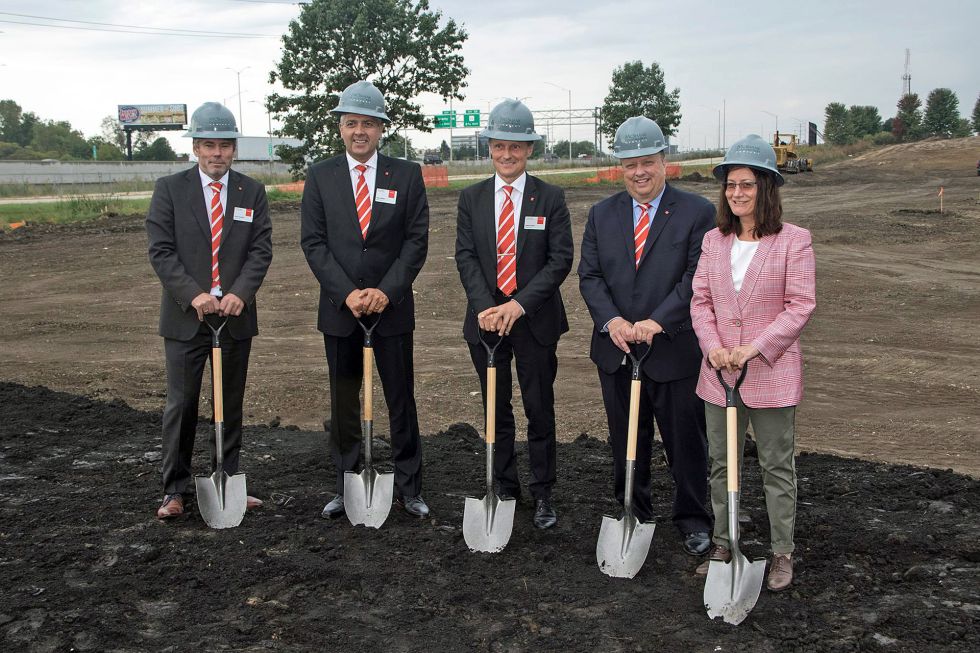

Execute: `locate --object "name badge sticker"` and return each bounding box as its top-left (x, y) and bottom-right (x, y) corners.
top-left (233, 207), bottom-right (254, 222)
top-left (524, 215), bottom-right (546, 230)
top-left (375, 188), bottom-right (397, 204)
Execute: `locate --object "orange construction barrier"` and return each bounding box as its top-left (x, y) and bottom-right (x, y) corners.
top-left (5, 220), bottom-right (26, 230)
top-left (273, 181), bottom-right (305, 193)
top-left (421, 164), bottom-right (449, 188)
top-left (665, 163), bottom-right (682, 179)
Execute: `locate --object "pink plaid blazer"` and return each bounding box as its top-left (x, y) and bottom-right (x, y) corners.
top-left (691, 223), bottom-right (816, 408)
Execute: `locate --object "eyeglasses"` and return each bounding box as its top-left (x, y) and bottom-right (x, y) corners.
top-left (725, 181), bottom-right (757, 192)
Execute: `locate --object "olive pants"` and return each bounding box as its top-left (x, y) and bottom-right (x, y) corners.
top-left (705, 400), bottom-right (797, 555)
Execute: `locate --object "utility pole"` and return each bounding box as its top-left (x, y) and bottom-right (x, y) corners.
top-left (545, 82), bottom-right (573, 161)
top-left (225, 66), bottom-right (250, 134)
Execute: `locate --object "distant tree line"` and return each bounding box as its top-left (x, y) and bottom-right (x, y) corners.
top-left (0, 100), bottom-right (182, 161)
top-left (823, 88), bottom-right (978, 146)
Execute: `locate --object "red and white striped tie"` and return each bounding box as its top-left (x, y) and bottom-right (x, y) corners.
top-left (208, 181), bottom-right (223, 294)
top-left (354, 164), bottom-right (371, 239)
top-left (634, 202), bottom-right (651, 269)
top-left (496, 185), bottom-right (517, 296)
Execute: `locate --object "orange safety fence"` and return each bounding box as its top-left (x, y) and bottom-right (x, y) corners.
top-left (272, 181), bottom-right (305, 193)
top-left (587, 163), bottom-right (682, 185)
top-left (421, 165), bottom-right (449, 188)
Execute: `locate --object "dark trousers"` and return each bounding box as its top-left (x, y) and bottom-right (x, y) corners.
top-left (598, 365), bottom-right (710, 533)
top-left (161, 327), bottom-right (251, 496)
top-left (324, 330), bottom-right (422, 497)
top-left (467, 317), bottom-right (558, 500)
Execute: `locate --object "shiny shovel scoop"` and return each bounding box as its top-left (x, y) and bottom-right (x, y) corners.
top-left (195, 470), bottom-right (247, 529)
top-left (463, 493), bottom-right (516, 553)
top-left (344, 466), bottom-right (394, 529)
top-left (704, 553), bottom-right (766, 625)
top-left (596, 512), bottom-right (656, 579)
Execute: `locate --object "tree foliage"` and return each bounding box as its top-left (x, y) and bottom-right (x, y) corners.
top-left (551, 140), bottom-right (596, 159)
top-left (893, 93), bottom-right (923, 142)
top-left (823, 102), bottom-right (853, 145)
top-left (100, 115), bottom-right (156, 152)
top-left (380, 133), bottom-right (417, 160)
top-left (972, 94), bottom-right (980, 135)
top-left (600, 61), bottom-right (681, 143)
top-left (268, 0), bottom-right (468, 173)
top-left (848, 105), bottom-right (882, 137)
top-left (133, 137), bottom-right (179, 161)
top-left (0, 100), bottom-right (38, 147)
top-left (922, 88), bottom-right (961, 138)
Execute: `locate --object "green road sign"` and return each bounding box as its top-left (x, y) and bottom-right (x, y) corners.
top-left (463, 110), bottom-right (481, 127)
top-left (434, 111), bottom-right (458, 128)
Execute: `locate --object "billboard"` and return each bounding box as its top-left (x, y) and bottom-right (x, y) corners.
top-left (117, 104), bottom-right (187, 128)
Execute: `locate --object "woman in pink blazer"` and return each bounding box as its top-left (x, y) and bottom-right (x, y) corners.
top-left (690, 135), bottom-right (816, 592)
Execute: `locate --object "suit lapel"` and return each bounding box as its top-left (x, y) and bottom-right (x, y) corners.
top-left (718, 232), bottom-right (738, 306)
top-left (223, 170), bottom-right (244, 241)
top-left (478, 178), bottom-right (497, 285)
top-left (367, 155), bottom-right (392, 241)
top-left (737, 232), bottom-right (775, 310)
top-left (636, 184), bottom-right (674, 270)
top-left (516, 174), bottom-right (538, 264)
top-left (617, 192), bottom-right (635, 265)
top-left (184, 167), bottom-right (211, 240)
top-left (333, 157), bottom-right (361, 236)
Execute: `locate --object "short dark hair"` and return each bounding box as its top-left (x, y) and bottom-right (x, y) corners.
top-left (716, 167), bottom-right (783, 238)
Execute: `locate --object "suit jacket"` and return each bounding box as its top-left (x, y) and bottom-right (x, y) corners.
top-left (578, 183), bottom-right (715, 382)
top-left (455, 174), bottom-right (573, 346)
top-left (301, 153), bottom-right (429, 338)
top-left (691, 223), bottom-right (816, 408)
top-left (147, 166), bottom-right (273, 342)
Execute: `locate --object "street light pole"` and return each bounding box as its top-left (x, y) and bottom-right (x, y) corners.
top-left (225, 66), bottom-right (250, 134)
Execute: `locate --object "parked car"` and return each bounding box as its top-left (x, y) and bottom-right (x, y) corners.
top-left (424, 152), bottom-right (443, 165)
top-left (541, 152), bottom-right (560, 162)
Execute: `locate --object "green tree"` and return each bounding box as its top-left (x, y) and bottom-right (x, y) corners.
top-left (380, 132), bottom-right (417, 159)
top-left (100, 115), bottom-right (156, 151)
top-left (922, 88), bottom-right (962, 138)
top-left (31, 120), bottom-right (90, 159)
top-left (823, 102), bottom-right (853, 145)
top-left (600, 60), bottom-right (681, 143)
top-left (893, 93), bottom-right (923, 142)
top-left (134, 137), bottom-right (179, 161)
top-left (972, 94), bottom-right (980, 134)
top-left (0, 100), bottom-right (38, 146)
top-left (882, 117), bottom-right (894, 133)
top-left (439, 139), bottom-right (450, 160)
top-left (87, 137), bottom-right (125, 161)
top-left (268, 0), bottom-right (468, 174)
top-left (849, 105), bottom-right (881, 137)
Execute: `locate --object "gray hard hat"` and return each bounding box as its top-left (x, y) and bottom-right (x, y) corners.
top-left (713, 134), bottom-right (785, 186)
top-left (331, 80), bottom-right (390, 122)
top-left (185, 102), bottom-right (242, 139)
top-left (612, 116), bottom-right (668, 159)
top-left (480, 99), bottom-right (541, 142)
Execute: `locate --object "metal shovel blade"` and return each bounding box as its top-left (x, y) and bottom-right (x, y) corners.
top-left (596, 514), bottom-right (656, 579)
top-left (704, 555), bottom-right (766, 625)
top-left (463, 494), bottom-right (516, 553)
top-left (343, 468), bottom-right (394, 529)
top-left (195, 470), bottom-right (247, 530)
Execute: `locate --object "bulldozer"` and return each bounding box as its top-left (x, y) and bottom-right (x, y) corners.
top-left (772, 133), bottom-right (813, 174)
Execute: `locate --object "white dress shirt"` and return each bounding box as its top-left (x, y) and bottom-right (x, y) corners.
top-left (346, 151), bottom-right (378, 204)
top-left (493, 172), bottom-right (527, 313)
top-left (199, 168), bottom-right (230, 297)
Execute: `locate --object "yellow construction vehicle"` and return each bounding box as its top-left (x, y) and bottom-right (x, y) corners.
top-left (772, 133), bottom-right (813, 173)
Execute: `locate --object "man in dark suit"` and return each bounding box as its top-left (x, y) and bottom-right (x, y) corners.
top-left (578, 116), bottom-right (714, 556)
top-left (455, 99), bottom-right (573, 529)
top-left (147, 102), bottom-right (273, 520)
top-left (301, 81), bottom-right (430, 519)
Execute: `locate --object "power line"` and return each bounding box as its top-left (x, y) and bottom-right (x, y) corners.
top-left (0, 11), bottom-right (276, 38)
top-left (0, 18), bottom-right (272, 38)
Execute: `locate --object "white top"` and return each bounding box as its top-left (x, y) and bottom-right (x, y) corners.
top-left (345, 151), bottom-right (378, 204)
top-left (493, 172), bottom-right (526, 231)
top-left (731, 237), bottom-right (759, 293)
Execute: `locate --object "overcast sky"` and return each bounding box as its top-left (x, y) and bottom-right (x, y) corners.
top-left (1, 0), bottom-right (977, 157)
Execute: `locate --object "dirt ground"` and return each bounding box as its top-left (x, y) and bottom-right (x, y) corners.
top-left (0, 137), bottom-right (978, 651)
top-left (1, 136), bottom-right (978, 475)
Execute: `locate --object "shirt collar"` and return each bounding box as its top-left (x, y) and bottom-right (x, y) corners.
top-left (346, 151), bottom-right (378, 171)
top-left (199, 168), bottom-right (229, 190)
top-left (494, 172), bottom-right (526, 195)
top-left (631, 184), bottom-right (667, 214)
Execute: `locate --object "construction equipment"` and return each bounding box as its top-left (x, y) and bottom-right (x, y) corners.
top-left (771, 133), bottom-right (813, 174)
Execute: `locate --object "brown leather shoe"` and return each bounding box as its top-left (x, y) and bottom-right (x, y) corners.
top-left (156, 494), bottom-right (184, 520)
top-left (695, 544), bottom-right (731, 575)
top-left (767, 553), bottom-right (793, 591)
top-left (246, 495), bottom-right (263, 510)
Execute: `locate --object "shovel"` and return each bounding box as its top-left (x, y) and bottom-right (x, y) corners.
top-left (195, 315), bottom-right (247, 529)
top-left (463, 330), bottom-right (516, 553)
top-left (596, 343), bottom-right (656, 579)
top-left (704, 362), bottom-right (765, 625)
top-left (343, 314), bottom-right (394, 529)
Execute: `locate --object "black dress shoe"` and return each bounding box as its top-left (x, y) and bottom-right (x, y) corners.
top-left (399, 495), bottom-right (430, 518)
top-left (320, 494), bottom-right (345, 519)
top-left (682, 530), bottom-right (712, 556)
top-left (533, 499), bottom-right (557, 529)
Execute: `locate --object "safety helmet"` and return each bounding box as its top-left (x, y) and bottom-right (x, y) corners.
top-left (331, 80), bottom-right (390, 122)
top-left (612, 116), bottom-right (667, 159)
top-left (480, 99), bottom-right (541, 142)
top-left (184, 102), bottom-right (242, 139)
top-left (712, 134), bottom-right (785, 186)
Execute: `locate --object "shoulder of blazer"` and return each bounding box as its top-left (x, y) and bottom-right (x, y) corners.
top-left (591, 189), bottom-right (631, 214)
top-left (778, 221), bottom-right (811, 241)
top-left (228, 168), bottom-right (260, 191)
top-left (663, 182), bottom-right (712, 210)
top-left (308, 155), bottom-right (346, 176)
top-left (525, 173), bottom-right (560, 198)
top-left (460, 176), bottom-right (494, 200)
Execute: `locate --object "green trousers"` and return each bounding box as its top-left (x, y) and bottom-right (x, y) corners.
top-left (705, 400), bottom-right (797, 555)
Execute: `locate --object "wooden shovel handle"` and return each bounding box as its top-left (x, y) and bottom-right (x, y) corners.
top-left (626, 378), bottom-right (641, 462)
top-left (486, 367), bottom-right (497, 445)
top-left (211, 346), bottom-right (224, 424)
top-left (726, 406), bottom-right (739, 493)
top-left (363, 346), bottom-right (373, 421)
